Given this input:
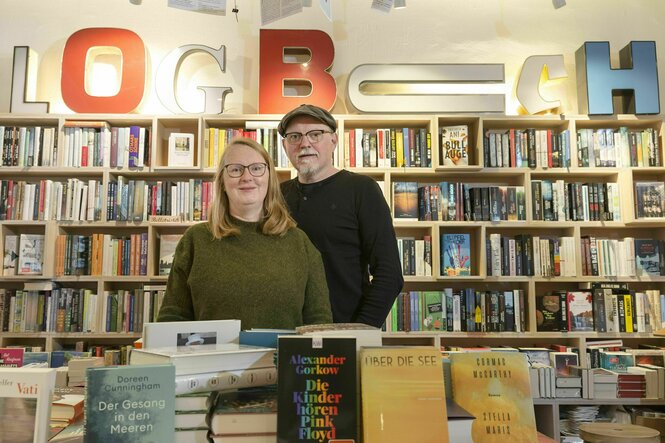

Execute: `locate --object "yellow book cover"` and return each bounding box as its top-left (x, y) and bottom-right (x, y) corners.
top-left (624, 294), bottom-right (634, 333)
top-left (450, 351), bottom-right (536, 443)
top-left (207, 127), bottom-right (215, 168)
top-left (360, 347), bottom-right (449, 443)
top-left (395, 130), bottom-right (405, 167)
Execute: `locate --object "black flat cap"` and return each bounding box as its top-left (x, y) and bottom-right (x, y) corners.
top-left (277, 104), bottom-right (337, 136)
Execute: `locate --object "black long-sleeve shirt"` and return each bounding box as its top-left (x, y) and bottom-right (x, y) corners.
top-left (281, 170), bottom-right (404, 327)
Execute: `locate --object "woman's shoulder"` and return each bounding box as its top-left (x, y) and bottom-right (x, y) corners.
top-left (183, 222), bottom-right (213, 240)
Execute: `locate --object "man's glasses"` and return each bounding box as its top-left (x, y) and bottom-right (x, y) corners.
top-left (223, 162), bottom-right (268, 178)
top-left (284, 129), bottom-right (334, 145)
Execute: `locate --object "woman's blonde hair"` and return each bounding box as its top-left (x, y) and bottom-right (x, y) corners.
top-left (208, 137), bottom-right (296, 238)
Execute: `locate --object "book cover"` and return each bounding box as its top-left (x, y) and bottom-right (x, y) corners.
top-left (158, 234), bottom-right (182, 276)
top-left (635, 239), bottom-right (662, 276)
top-left (3, 234), bottom-right (18, 276)
top-left (535, 294), bottom-right (563, 332)
top-left (422, 291), bottom-right (445, 331)
top-left (549, 352), bottom-right (579, 376)
top-left (441, 233), bottom-right (471, 276)
top-left (440, 125), bottom-right (469, 166)
top-left (450, 352), bottom-right (537, 443)
top-left (360, 346), bottom-right (449, 443)
top-left (635, 181), bottom-right (665, 218)
top-left (17, 234), bottom-right (44, 275)
top-left (208, 386), bottom-right (277, 435)
top-left (599, 351), bottom-right (635, 373)
top-left (129, 343), bottom-right (274, 376)
top-left (0, 367), bottom-right (56, 443)
top-left (277, 336), bottom-right (357, 443)
top-left (0, 348), bottom-right (24, 367)
top-left (518, 348), bottom-right (551, 367)
top-left (84, 364), bottom-right (175, 443)
top-left (168, 133), bottom-right (195, 168)
top-left (566, 291), bottom-right (594, 332)
top-left (142, 319), bottom-right (241, 349)
top-left (392, 181), bottom-right (419, 220)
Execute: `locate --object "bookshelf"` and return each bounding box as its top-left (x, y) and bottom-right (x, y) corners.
top-left (2, 112), bottom-right (665, 440)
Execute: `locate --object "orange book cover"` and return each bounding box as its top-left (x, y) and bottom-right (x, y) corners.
top-left (450, 351), bottom-right (536, 443)
top-left (360, 347), bottom-right (449, 443)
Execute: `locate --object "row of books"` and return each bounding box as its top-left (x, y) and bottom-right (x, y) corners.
top-left (577, 127), bottom-right (661, 168)
top-left (536, 285), bottom-right (665, 333)
top-left (483, 128), bottom-right (572, 168)
top-left (487, 234), bottom-right (577, 277)
top-left (203, 126), bottom-right (290, 169)
top-left (54, 233), bottom-right (148, 277)
top-left (531, 180), bottom-right (621, 222)
top-left (107, 176), bottom-right (213, 222)
top-left (394, 181), bottom-right (527, 222)
top-left (0, 346), bottom-right (131, 369)
top-left (0, 178), bottom-right (103, 222)
top-left (581, 236), bottom-right (664, 277)
top-left (397, 236), bottom-right (432, 276)
top-left (2, 234), bottom-right (44, 276)
top-left (635, 181), bottom-right (665, 218)
top-left (1, 125), bottom-right (58, 167)
top-left (0, 285), bottom-right (166, 333)
top-left (344, 127), bottom-right (432, 168)
top-left (384, 289), bottom-right (527, 333)
top-left (61, 122), bottom-right (152, 169)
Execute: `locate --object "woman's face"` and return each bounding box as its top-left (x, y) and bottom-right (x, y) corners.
top-left (222, 144), bottom-right (269, 217)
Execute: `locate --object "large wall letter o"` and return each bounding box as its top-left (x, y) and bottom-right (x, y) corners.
top-left (61, 28), bottom-right (146, 113)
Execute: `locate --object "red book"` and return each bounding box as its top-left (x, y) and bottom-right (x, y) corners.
top-left (349, 129), bottom-right (356, 167)
top-left (509, 129), bottom-right (516, 167)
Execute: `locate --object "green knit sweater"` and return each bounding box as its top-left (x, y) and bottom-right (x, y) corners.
top-left (157, 220), bottom-right (332, 329)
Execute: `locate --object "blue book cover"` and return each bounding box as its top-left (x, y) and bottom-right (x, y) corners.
top-left (441, 233), bottom-right (471, 276)
top-left (84, 364), bottom-right (175, 443)
top-left (50, 351), bottom-right (92, 368)
top-left (635, 239), bottom-right (662, 276)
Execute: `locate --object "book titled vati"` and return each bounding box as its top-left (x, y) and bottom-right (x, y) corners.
top-left (360, 346), bottom-right (449, 443)
top-left (84, 364), bottom-right (175, 443)
top-left (277, 336), bottom-right (357, 443)
top-left (450, 352), bottom-right (537, 443)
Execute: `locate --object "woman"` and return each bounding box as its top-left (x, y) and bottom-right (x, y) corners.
top-left (157, 137), bottom-right (332, 329)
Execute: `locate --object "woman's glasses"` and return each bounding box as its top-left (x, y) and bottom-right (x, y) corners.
top-left (223, 162), bottom-right (268, 178)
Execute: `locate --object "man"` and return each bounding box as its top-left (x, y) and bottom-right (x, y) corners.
top-left (278, 104), bottom-right (404, 328)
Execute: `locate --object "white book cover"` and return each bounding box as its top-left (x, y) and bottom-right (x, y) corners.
top-left (168, 133), bottom-right (195, 168)
top-left (142, 319), bottom-right (241, 349)
top-left (0, 367), bottom-right (56, 443)
top-left (18, 234), bottom-right (44, 275)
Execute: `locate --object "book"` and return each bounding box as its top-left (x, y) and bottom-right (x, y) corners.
top-left (535, 294), bottom-right (564, 331)
top-left (175, 392), bottom-right (211, 412)
top-left (277, 336), bottom-right (357, 443)
top-left (550, 352), bottom-right (579, 376)
top-left (158, 234), bottom-right (182, 276)
top-left (51, 393), bottom-right (85, 423)
top-left (0, 347), bottom-right (24, 367)
top-left (239, 329), bottom-right (296, 348)
top-left (2, 234), bottom-right (18, 276)
top-left (392, 181), bottom-right (419, 220)
top-left (168, 133), bottom-right (195, 167)
top-left (0, 367), bottom-right (56, 443)
top-left (450, 352), bottom-right (537, 443)
top-left (440, 125), bottom-right (469, 166)
top-left (208, 386), bottom-right (277, 435)
top-left (441, 233), bottom-right (471, 276)
top-left (175, 366), bottom-right (277, 395)
top-left (634, 239), bottom-right (662, 276)
top-left (446, 398), bottom-right (474, 443)
top-left (142, 319), bottom-right (241, 349)
top-left (17, 234), bottom-right (44, 275)
top-left (295, 322), bottom-right (382, 349)
top-left (635, 181), bottom-right (665, 218)
top-left (129, 343), bottom-right (275, 376)
top-left (84, 364), bottom-right (175, 443)
top-left (518, 347), bottom-right (551, 366)
top-left (599, 351), bottom-right (635, 372)
top-left (566, 291), bottom-right (594, 332)
top-left (360, 346), bottom-right (449, 443)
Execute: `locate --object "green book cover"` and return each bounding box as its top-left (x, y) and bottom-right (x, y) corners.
top-left (84, 364), bottom-right (175, 443)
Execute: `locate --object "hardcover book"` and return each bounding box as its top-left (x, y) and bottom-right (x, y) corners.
top-left (129, 343), bottom-right (274, 376)
top-left (51, 393), bottom-right (85, 423)
top-left (599, 351), bottom-right (635, 373)
top-left (0, 367), bottom-right (56, 443)
top-left (635, 181), bottom-right (665, 218)
top-left (441, 233), bottom-right (471, 276)
top-left (2, 234), bottom-right (18, 276)
top-left (0, 348), bottom-right (24, 367)
top-left (17, 234), bottom-right (44, 275)
top-left (142, 319), bottom-right (241, 349)
top-left (158, 234), bottom-right (183, 276)
top-left (535, 293), bottom-right (563, 332)
top-left (360, 346), bottom-right (449, 443)
top-left (84, 364), bottom-right (175, 443)
top-left (566, 291), bottom-right (594, 332)
top-left (208, 386), bottom-right (277, 436)
top-left (277, 336), bottom-right (357, 443)
top-left (392, 181), bottom-right (419, 220)
top-left (450, 352), bottom-right (537, 443)
top-left (549, 352), bottom-right (579, 376)
top-left (440, 125), bottom-right (469, 166)
top-left (634, 239), bottom-right (662, 276)
top-left (168, 133), bottom-right (195, 168)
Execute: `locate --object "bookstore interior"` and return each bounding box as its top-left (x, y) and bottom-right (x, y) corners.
top-left (3, 0), bottom-right (665, 442)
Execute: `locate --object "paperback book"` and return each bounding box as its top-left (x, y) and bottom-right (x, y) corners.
top-left (0, 367), bottom-right (56, 443)
top-left (84, 364), bottom-right (175, 443)
top-left (158, 234), bottom-right (183, 276)
top-left (440, 124), bottom-right (469, 166)
top-left (17, 234), bottom-right (44, 275)
top-left (277, 336), bottom-right (357, 443)
top-left (392, 181), bottom-right (419, 220)
top-left (441, 233), bottom-right (471, 276)
top-left (634, 239), bottom-right (662, 276)
top-left (142, 319), bottom-right (241, 349)
top-left (2, 234), bottom-right (18, 276)
top-left (360, 346), bottom-right (449, 443)
top-left (566, 291), bottom-right (594, 332)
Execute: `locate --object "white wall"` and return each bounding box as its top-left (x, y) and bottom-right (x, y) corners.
top-left (0, 0), bottom-right (664, 115)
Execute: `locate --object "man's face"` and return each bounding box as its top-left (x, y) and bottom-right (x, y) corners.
top-left (281, 115), bottom-right (338, 183)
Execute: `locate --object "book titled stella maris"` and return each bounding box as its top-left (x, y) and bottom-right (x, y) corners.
top-left (277, 336), bottom-right (357, 443)
top-left (360, 346), bottom-right (449, 443)
top-left (450, 352), bottom-right (537, 443)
